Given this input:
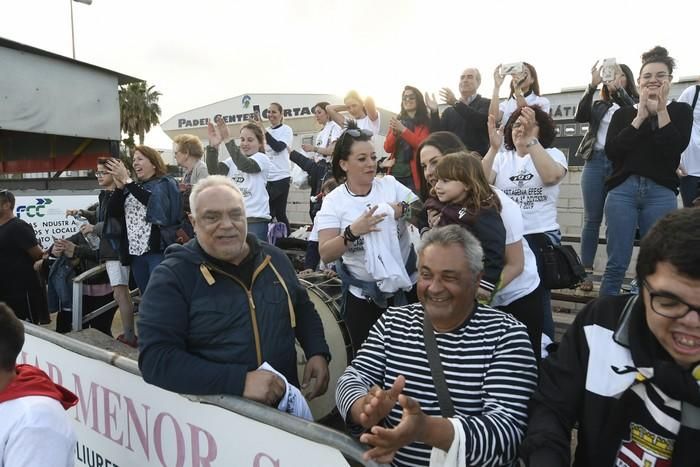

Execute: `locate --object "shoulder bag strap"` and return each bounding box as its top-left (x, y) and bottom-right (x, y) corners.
top-left (423, 316), bottom-right (455, 417)
top-left (692, 85), bottom-right (700, 110)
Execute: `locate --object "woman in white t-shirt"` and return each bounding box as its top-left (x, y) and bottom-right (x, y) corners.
top-left (678, 81), bottom-right (700, 207)
top-left (326, 90), bottom-right (381, 136)
top-left (206, 118), bottom-right (271, 241)
top-left (316, 123), bottom-right (423, 352)
top-left (482, 105), bottom-right (567, 345)
top-left (263, 102), bottom-right (294, 234)
top-left (418, 131), bottom-right (545, 360)
top-left (489, 62), bottom-right (550, 130)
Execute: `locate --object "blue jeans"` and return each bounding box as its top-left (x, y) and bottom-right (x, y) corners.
top-left (600, 176), bottom-right (677, 296)
top-left (580, 149), bottom-right (612, 269)
top-left (131, 252), bottom-right (164, 293)
top-left (679, 175), bottom-right (700, 207)
top-left (248, 221), bottom-right (269, 242)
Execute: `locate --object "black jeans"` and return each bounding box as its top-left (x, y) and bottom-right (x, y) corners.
top-left (496, 285), bottom-right (546, 364)
top-left (344, 286), bottom-right (418, 354)
top-left (266, 177), bottom-right (291, 233)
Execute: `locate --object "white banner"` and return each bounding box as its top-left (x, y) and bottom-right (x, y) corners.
top-left (20, 335), bottom-right (350, 467)
top-left (15, 195), bottom-right (98, 248)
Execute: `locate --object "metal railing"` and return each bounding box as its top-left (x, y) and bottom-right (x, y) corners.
top-left (24, 323), bottom-right (383, 466)
top-left (71, 264), bottom-right (140, 332)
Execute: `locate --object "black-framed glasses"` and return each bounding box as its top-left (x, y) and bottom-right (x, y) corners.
top-left (644, 281), bottom-right (700, 319)
top-left (95, 171), bottom-right (107, 177)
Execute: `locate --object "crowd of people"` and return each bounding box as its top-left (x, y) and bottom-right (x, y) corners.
top-left (1, 44), bottom-right (700, 467)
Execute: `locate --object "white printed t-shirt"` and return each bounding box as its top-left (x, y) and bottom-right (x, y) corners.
top-left (223, 152), bottom-right (271, 220)
top-left (678, 85), bottom-right (700, 177)
top-left (265, 124), bottom-right (294, 181)
top-left (491, 188), bottom-right (540, 307)
top-left (310, 121), bottom-right (343, 161)
top-left (492, 147), bottom-right (567, 235)
top-left (499, 94), bottom-right (551, 128)
top-left (315, 175), bottom-right (418, 298)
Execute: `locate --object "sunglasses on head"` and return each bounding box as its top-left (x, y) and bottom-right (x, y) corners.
top-left (344, 128), bottom-right (373, 138)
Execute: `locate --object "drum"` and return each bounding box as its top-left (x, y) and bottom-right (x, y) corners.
top-left (295, 272), bottom-right (352, 422)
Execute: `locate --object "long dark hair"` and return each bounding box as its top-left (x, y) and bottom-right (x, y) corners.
top-left (399, 85), bottom-right (429, 126)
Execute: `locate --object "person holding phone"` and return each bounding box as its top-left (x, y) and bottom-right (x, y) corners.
top-left (574, 61), bottom-right (639, 292)
top-left (489, 62), bottom-right (550, 130)
top-left (600, 46), bottom-right (693, 296)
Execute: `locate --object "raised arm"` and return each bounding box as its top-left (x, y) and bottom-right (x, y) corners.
top-left (489, 65), bottom-right (505, 125)
top-left (575, 63), bottom-right (601, 123)
top-left (326, 104), bottom-right (348, 127)
top-left (365, 96), bottom-right (379, 122)
top-left (482, 114), bottom-right (501, 184)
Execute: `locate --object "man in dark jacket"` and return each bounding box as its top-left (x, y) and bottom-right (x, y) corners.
top-left (429, 68), bottom-right (491, 156)
top-left (138, 175), bottom-right (330, 407)
top-left (521, 208), bottom-right (700, 466)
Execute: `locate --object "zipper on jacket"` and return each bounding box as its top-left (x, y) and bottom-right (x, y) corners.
top-left (199, 256), bottom-right (277, 367)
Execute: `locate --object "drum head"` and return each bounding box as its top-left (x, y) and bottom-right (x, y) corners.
top-left (296, 275), bottom-right (350, 422)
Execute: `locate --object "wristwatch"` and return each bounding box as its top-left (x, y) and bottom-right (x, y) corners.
top-left (526, 138), bottom-right (539, 148)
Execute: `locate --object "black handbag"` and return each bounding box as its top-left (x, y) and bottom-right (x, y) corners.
top-left (540, 243), bottom-right (587, 289)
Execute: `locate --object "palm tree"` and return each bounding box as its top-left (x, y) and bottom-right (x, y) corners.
top-left (119, 81), bottom-right (162, 155)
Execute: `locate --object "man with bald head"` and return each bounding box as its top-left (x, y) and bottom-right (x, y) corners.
top-left (138, 175), bottom-right (330, 408)
top-left (429, 67), bottom-right (491, 156)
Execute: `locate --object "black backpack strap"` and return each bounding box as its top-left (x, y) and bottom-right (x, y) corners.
top-left (423, 316), bottom-right (455, 417)
top-left (692, 85), bottom-right (700, 110)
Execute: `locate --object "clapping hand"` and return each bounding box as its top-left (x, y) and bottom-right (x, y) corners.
top-left (439, 87), bottom-right (457, 106)
top-left (207, 120), bottom-right (223, 147)
top-left (389, 117), bottom-right (406, 135)
top-left (519, 107), bottom-right (539, 139)
top-left (360, 391), bottom-right (427, 463)
top-left (646, 81), bottom-right (669, 115)
top-left (487, 114), bottom-right (502, 150)
top-left (355, 375), bottom-right (405, 430)
top-left (105, 159), bottom-right (130, 186)
top-left (424, 92), bottom-right (438, 113)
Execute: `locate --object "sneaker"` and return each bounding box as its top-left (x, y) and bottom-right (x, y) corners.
top-left (116, 334), bottom-right (138, 348)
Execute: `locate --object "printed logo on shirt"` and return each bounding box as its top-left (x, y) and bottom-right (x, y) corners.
top-left (508, 169), bottom-right (534, 188)
top-left (501, 186), bottom-right (547, 211)
top-left (615, 423), bottom-right (673, 467)
top-left (347, 237), bottom-right (365, 253)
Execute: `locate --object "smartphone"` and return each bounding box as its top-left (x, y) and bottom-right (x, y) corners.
top-left (500, 62), bottom-right (524, 77)
top-left (601, 58), bottom-right (617, 83)
top-left (252, 104), bottom-right (261, 121)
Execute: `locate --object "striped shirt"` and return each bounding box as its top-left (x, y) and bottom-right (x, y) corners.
top-left (336, 303), bottom-right (538, 467)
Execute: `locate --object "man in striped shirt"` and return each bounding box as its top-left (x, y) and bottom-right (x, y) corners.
top-left (336, 225), bottom-right (538, 466)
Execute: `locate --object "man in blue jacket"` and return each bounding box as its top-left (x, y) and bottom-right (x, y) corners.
top-left (138, 175), bottom-right (330, 406)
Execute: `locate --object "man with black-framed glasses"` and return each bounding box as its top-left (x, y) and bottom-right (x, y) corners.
top-left (0, 189), bottom-right (46, 323)
top-left (521, 208), bottom-right (700, 467)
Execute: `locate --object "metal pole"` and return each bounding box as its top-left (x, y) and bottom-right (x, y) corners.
top-left (69, 0), bottom-right (76, 59)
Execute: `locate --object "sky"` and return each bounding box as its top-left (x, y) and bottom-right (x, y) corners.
top-left (3, 0), bottom-right (699, 149)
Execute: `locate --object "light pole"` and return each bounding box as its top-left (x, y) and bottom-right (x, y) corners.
top-left (70, 0), bottom-right (92, 59)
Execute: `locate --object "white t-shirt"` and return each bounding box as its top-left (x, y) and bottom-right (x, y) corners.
top-left (223, 152), bottom-right (271, 220)
top-left (265, 124), bottom-right (294, 181)
top-left (490, 188), bottom-right (540, 307)
top-left (311, 121), bottom-right (343, 162)
top-left (499, 94), bottom-right (551, 127)
top-left (315, 176), bottom-right (418, 298)
top-left (492, 148), bottom-right (568, 235)
top-left (594, 103), bottom-right (620, 150)
top-left (0, 396), bottom-right (76, 467)
top-left (678, 85), bottom-right (700, 176)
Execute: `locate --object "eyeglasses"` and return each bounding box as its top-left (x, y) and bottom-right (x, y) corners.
top-left (644, 281), bottom-right (700, 319)
top-left (95, 171), bottom-right (107, 177)
top-left (640, 72), bottom-right (670, 81)
top-left (402, 95), bottom-right (416, 102)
